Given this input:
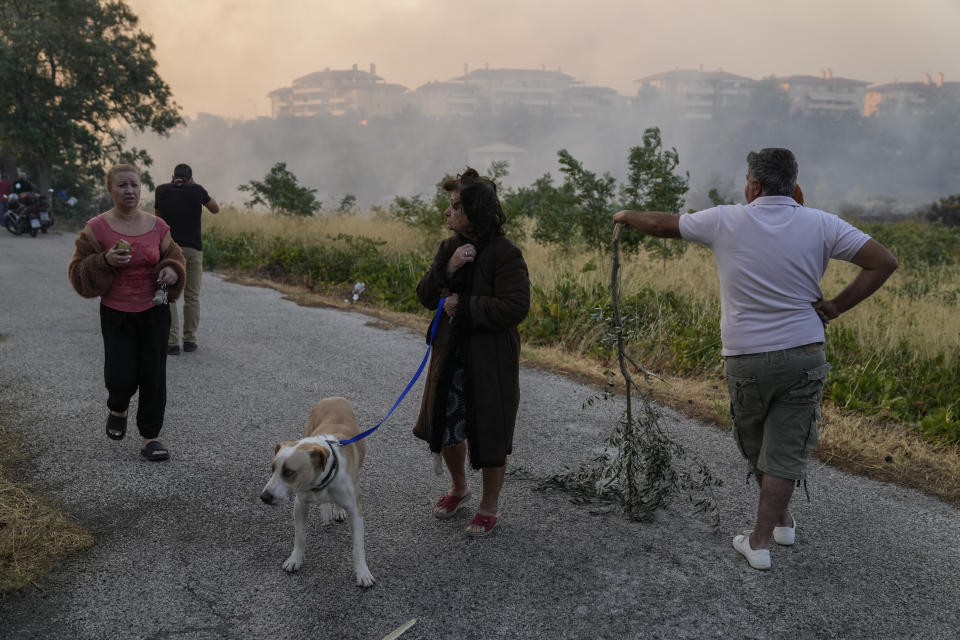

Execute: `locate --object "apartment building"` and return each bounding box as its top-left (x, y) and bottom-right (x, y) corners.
top-left (268, 64), bottom-right (408, 118)
top-left (411, 67), bottom-right (625, 118)
top-left (414, 80), bottom-right (483, 118)
top-left (776, 69), bottom-right (870, 116)
top-left (634, 68), bottom-right (753, 119)
top-left (864, 73), bottom-right (960, 116)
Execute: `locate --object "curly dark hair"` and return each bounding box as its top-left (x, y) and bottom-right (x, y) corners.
top-left (443, 167), bottom-right (505, 241)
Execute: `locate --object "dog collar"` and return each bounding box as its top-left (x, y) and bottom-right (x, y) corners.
top-left (309, 441), bottom-right (339, 492)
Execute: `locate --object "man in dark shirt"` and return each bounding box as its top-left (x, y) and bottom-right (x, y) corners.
top-left (155, 163), bottom-right (219, 354)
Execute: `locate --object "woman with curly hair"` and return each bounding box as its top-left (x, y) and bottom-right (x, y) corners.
top-left (413, 167), bottom-right (530, 536)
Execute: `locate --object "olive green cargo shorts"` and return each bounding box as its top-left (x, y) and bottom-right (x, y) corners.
top-left (724, 343), bottom-right (831, 481)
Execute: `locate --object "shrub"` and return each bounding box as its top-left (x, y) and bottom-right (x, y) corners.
top-left (238, 162), bottom-right (321, 216)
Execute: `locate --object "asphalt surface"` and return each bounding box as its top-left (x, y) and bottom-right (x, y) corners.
top-left (1, 229), bottom-right (958, 640)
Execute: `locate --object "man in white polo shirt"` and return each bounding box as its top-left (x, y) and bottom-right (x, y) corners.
top-left (612, 148), bottom-right (898, 570)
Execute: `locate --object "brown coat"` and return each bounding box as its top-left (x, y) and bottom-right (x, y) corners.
top-left (67, 226), bottom-right (187, 301)
top-left (413, 233), bottom-right (530, 469)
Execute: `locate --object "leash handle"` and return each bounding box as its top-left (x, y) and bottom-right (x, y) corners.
top-left (338, 297), bottom-right (446, 446)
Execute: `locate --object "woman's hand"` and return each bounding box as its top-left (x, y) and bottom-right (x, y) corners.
top-left (105, 246), bottom-right (132, 268)
top-left (446, 243), bottom-right (476, 276)
top-left (443, 293), bottom-right (459, 318)
top-left (157, 266), bottom-right (178, 286)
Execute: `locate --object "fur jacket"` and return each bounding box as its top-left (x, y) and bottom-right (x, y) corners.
top-left (67, 226), bottom-right (187, 302)
top-left (413, 232), bottom-right (530, 469)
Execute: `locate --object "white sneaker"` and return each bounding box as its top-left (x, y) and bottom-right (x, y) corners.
top-left (773, 518), bottom-right (796, 546)
top-left (732, 531), bottom-right (771, 570)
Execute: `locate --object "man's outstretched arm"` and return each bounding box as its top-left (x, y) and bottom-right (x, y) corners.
top-left (612, 210), bottom-right (682, 238)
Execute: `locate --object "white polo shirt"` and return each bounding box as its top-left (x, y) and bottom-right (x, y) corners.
top-left (678, 196), bottom-right (871, 356)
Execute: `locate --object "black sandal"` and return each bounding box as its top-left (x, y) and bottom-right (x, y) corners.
top-left (140, 440), bottom-right (170, 462)
top-left (106, 413), bottom-right (127, 440)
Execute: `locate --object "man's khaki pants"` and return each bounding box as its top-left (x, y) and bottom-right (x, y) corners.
top-left (168, 247), bottom-right (203, 346)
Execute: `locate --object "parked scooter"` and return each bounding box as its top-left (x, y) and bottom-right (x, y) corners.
top-left (4, 188), bottom-right (53, 237)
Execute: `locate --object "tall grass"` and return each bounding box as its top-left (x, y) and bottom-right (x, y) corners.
top-left (202, 209), bottom-right (960, 444)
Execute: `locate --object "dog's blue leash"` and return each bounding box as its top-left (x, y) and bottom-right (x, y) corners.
top-left (338, 297), bottom-right (446, 446)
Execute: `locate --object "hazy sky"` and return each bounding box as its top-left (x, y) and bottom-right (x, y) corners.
top-left (127, 0), bottom-right (960, 120)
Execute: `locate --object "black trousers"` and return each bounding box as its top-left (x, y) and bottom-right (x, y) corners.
top-left (100, 303), bottom-right (170, 439)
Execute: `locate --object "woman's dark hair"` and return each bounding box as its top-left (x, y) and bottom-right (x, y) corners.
top-left (443, 167), bottom-right (505, 240)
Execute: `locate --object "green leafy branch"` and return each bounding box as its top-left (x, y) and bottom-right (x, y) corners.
top-left (540, 224), bottom-right (722, 524)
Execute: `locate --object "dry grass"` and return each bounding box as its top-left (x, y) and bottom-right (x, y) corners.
top-left (534, 244), bottom-right (959, 365)
top-left (0, 417), bottom-right (94, 597)
top-left (206, 206), bottom-right (433, 255)
top-left (216, 208), bottom-right (960, 364)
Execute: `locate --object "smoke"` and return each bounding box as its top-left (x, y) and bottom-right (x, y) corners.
top-left (130, 95), bottom-right (960, 216)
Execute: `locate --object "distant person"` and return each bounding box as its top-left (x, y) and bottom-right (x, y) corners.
top-left (155, 163), bottom-right (219, 355)
top-left (613, 148), bottom-right (898, 570)
top-left (413, 167), bottom-right (530, 537)
top-left (0, 172), bottom-right (11, 218)
top-left (68, 164), bottom-right (186, 461)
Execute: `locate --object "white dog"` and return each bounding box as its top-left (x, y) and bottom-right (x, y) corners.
top-left (260, 397), bottom-right (375, 587)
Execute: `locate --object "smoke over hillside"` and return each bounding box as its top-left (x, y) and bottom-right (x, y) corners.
top-left (131, 100), bottom-right (960, 216)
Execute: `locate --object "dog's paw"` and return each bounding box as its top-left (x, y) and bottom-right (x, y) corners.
top-left (356, 568), bottom-right (376, 588)
top-left (332, 506), bottom-right (347, 522)
top-left (282, 554), bottom-right (303, 572)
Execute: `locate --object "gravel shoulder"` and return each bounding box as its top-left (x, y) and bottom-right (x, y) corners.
top-left (1, 230), bottom-right (957, 640)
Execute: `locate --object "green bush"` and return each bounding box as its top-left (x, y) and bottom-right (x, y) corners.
top-left (203, 229), bottom-right (428, 312)
top-left (857, 220), bottom-right (960, 270)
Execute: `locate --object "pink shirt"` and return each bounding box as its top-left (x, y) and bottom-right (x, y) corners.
top-left (88, 214), bottom-right (170, 312)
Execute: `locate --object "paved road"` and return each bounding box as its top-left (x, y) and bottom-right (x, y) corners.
top-left (1, 229), bottom-right (957, 640)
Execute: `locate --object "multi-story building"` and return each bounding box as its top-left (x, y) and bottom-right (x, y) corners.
top-left (411, 66), bottom-right (626, 118)
top-left (776, 69), bottom-right (870, 116)
top-left (413, 80), bottom-right (482, 118)
top-left (634, 67), bottom-right (753, 119)
top-left (864, 73), bottom-right (960, 117)
top-left (268, 64), bottom-right (408, 118)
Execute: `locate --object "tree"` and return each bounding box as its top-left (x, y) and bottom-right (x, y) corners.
top-left (0, 0), bottom-right (181, 196)
top-left (921, 194), bottom-right (960, 227)
top-left (620, 127), bottom-right (690, 260)
top-left (554, 149), bottom-right (619, 253)
top-left (238, 162), bottom-right (321, 216)
top-left (334, 194), bottom-right (357, 214)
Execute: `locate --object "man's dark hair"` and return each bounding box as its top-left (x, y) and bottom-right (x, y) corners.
top-left (442, 167), bottom-right (505, 240)
top-left (746, 148), bottom-right (798, 197)
top-left (173, 163), bottom-right (192, 180)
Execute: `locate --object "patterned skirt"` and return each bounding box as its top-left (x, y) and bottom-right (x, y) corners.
top-left (443, 361), bottom-right (468, 446)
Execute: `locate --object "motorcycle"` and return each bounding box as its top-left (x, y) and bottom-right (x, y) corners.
top-left (4, 189), bottom-right (53, 237)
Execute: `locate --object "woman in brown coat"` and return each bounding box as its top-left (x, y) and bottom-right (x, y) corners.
top-left (68, 165), bottom-right (186, 461)
top-left (413, 168), bottom-right (530, 536)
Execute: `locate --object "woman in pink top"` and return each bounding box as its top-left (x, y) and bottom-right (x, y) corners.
top-left (69, 165), bottom-right (186, 461)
